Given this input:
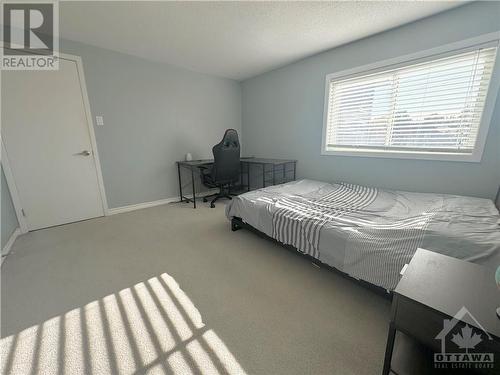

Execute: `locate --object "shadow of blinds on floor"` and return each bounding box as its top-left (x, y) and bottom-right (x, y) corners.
top-left (0, 273), bottom-right (247, 375)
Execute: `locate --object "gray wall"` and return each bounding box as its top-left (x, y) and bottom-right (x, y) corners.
top-left (1, 166), bottom-right (19, 248)
top-left (241, 2), bottom-right (500, 199)
top-left (60, 39), bottom-right (242, 209)
top-left (0, 38), bottom-right (241, 239)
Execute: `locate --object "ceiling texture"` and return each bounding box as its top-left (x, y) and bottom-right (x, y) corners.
top-left (60, 1), bottom-right (467, 80)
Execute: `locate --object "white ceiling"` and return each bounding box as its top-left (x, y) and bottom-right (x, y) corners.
top-left (60, 1), bottom-right (467, 81)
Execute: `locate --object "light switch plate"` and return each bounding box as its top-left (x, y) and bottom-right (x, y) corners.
top-left (96, 116), bottom-right (104, 126)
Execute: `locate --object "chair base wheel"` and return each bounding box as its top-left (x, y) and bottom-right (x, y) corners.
top-left (203, 197), bottom-right (207, 202)
top-left (210, 203), bottom-right (215, 208)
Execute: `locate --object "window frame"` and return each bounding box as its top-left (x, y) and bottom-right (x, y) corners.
top-left (321, 32), bottom-right (500, 162)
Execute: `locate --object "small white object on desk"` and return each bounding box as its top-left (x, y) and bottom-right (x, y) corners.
top-left (185, 153), bottom-right (192, 161)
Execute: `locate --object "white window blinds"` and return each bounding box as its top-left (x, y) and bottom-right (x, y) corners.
top-left (324, 45), bottom-right (498, 156)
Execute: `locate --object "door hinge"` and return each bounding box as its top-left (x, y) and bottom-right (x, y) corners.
top-left (21, 209), bottom-right (26, 217)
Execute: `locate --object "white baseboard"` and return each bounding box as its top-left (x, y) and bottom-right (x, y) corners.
top-left (107, 189), bottom-right (218, 216)
top-left (1, 227), bottom-right (21, 266)
top-left (107, 197), bottom-right (178, 215)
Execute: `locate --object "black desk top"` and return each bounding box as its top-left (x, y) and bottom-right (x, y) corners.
top-left (177, 157), bottom-right (297, 167)
top-left (395, 248), bottom-right (500, 339)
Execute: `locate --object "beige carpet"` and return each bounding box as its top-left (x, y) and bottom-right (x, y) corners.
top-left (1, 202), bottom-right (391, 375)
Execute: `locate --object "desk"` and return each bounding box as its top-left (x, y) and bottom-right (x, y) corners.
top-left (176, 157), bottom-right (297, 208)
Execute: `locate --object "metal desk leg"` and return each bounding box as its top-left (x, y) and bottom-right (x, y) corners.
top-left (191, 167), bottom-right (196, 209)
top-left (382, 322), bottom-right (396, 375)
top-left (273, 165), bottom-right (276, 185)
top-left (293, 162), bottom-right (296, 181)
top-left (177, 163), bottom-right (183, 202)
top-left (282, 164), bottom-right (285, 183)
top-left (247, 163), bottom-right (250, 191)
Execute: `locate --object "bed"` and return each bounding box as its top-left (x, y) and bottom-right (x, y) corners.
top-left (226, 179), bottom-right (500, 291)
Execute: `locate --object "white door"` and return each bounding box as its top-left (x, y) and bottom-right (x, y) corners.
top-left (2, 57), bottom-right (105, 230)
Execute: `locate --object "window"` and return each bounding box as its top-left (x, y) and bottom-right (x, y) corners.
top-left (322, 39), bottom-right (499, 161)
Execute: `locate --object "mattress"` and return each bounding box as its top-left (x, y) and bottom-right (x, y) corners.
top-left (226, 179), bottom-right (500, 290)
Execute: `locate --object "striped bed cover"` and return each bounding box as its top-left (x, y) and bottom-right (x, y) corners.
top-left (270, 182), bottom-right (440, 289)
top-left (272, 183), bottom-right (378, 259)
top-left (226, 179), bottom-right (500, 291)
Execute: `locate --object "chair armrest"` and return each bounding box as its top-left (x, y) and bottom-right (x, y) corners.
top-left (199, 165), bottom-right (212, 175)
top-left (199, 166), bottom-right (213, 183)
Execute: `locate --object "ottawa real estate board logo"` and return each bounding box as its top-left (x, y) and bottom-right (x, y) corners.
top-left (1, 1), bottom-right (59, 70)
top-left (434, 307), bottom-right (495, 371)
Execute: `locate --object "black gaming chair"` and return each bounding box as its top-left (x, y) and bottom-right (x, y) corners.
top-left (201, 129), bottom-right (241, 208)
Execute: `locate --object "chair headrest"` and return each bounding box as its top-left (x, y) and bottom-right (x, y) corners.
top-left (218, 129), bottom-right (239, 149)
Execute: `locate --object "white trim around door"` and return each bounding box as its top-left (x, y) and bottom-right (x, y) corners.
top-left (72, 53), bottom-right (109, 216)
top-left (1, 228), bottom-right (21, 266)
top-left (1, 140), bottom-right (29, 233)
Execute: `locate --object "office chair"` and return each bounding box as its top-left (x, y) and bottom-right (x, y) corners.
top-left (200, 129), bottom-right (240, 208)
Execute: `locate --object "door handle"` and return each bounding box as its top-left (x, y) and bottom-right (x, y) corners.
top-left (75, 150), bottom-right (91, 156)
